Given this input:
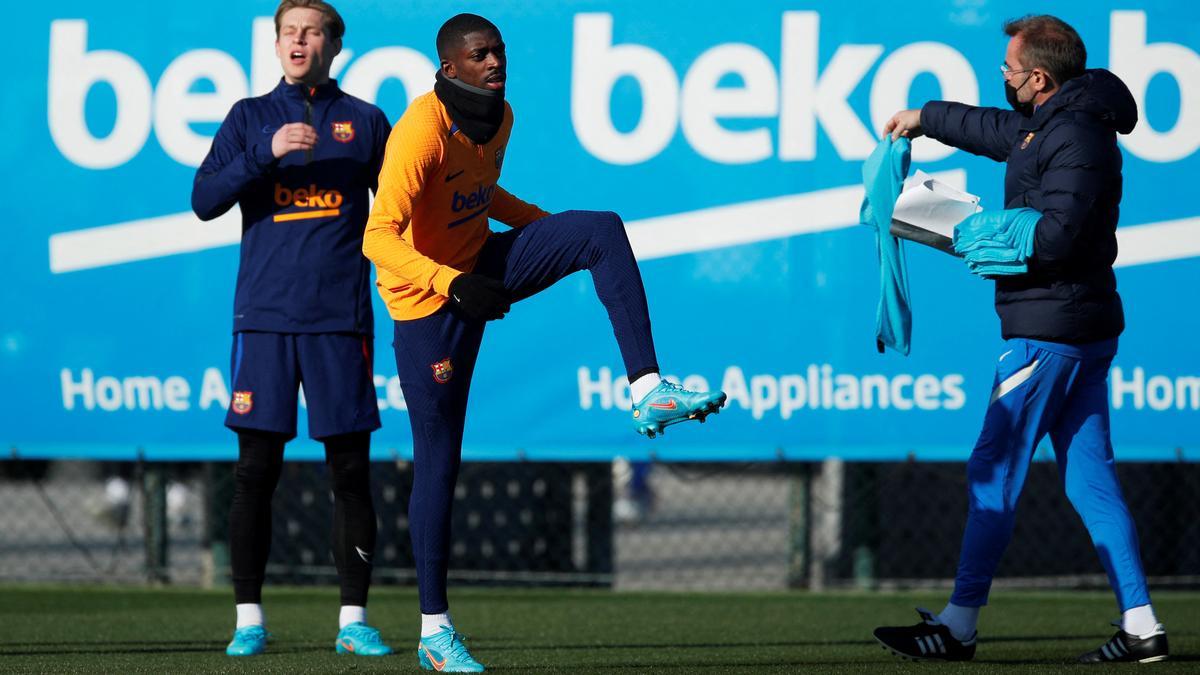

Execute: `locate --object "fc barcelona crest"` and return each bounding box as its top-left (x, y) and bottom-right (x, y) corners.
top-left (331, 121), bottom-right (355, 143)
top-left (232, 391), bottom-right (254, 414)
top-left (1020, 131), bottom-right (1035, 150)
top-left (431, 358), bottom-right (454, 384)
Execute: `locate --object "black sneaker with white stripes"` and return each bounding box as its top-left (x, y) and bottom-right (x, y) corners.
top-left (873, 608), bottom-right (976, 662)
top-left (1078, 622), bottom-right (1168, 664)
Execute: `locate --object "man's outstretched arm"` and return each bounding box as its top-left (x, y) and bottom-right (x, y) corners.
top-left (883, 104), bottom-right (1022, 162)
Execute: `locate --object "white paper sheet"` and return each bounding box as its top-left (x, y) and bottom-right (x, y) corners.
top-left (892, 170), bottom-right (982, 239)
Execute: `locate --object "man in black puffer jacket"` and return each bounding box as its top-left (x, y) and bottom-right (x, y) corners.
top-left (872, 15), bottom-right (1168, 665)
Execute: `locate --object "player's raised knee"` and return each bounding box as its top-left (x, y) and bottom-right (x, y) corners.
top-left (587, 210), bottom-right (627, 239)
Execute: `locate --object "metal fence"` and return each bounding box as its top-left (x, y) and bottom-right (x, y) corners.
top-left (1, 457), bottom-right (1197, 592)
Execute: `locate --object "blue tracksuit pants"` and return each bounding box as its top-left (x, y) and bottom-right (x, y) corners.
top-left (951, 337), bottom-right (1151, 612)
top-left (393, 210), bottom-right (659, 614)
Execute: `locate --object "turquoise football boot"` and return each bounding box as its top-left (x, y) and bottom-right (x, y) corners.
top-left (632, 380), bottom-right (727, 439)
top-left (335, 622), bottom-right (393, 656)
top-left (225, 625), bottom-right (268, 656)
top-left (418, 626), bottom-right (485, 672)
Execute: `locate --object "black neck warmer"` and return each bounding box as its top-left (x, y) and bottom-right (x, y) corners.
top-left (434, 70), bottom-right (505, 145)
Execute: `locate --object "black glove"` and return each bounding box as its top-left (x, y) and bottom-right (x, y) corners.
top-left (448, 274), bottom-right (511, 322)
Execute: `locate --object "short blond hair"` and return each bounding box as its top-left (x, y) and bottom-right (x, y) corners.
top-left (274, 0), bottom-right (345, 41)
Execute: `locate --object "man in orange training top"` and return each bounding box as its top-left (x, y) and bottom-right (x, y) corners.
top-left (362, 13), bottom-right (727, 673)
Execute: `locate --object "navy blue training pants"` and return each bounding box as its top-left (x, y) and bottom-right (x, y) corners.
top-left (393, 210), bottom-right (659, 613)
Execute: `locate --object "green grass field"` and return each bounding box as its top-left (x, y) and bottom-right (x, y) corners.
top-left (1, 586), bottom-right (1197, 673)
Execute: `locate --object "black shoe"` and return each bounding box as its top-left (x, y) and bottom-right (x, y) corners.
top-left (873, 607), bottom-right (977, 662)
top-left (1078, 622), bottom-right (1168, 664)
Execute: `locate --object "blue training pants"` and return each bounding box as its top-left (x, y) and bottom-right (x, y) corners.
top-left (393, 210), bottom-right (659, 614)
top-left (951, 337), bottom-right (1151, 612)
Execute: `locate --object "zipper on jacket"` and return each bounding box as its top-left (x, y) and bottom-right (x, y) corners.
top-left (303, 90), bottom-right (315, 165)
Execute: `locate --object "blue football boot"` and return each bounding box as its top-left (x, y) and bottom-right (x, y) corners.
top-left (418, 626), bottom-right (485, 672)
top-left (335, 622), bottom-right (394, 656)
top-left (225, 625), bottom-right (268, 656)
top-left (632, 380), bottom-right (727, 439)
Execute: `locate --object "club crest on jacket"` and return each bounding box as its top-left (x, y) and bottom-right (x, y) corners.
top-left (332, 121), bottom-right (355, 143)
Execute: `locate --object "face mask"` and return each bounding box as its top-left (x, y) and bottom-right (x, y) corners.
top-left (1005, 72), bottom-right (1035, 116)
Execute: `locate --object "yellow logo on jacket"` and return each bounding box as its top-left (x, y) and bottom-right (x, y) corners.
top-left (273, 183), bottom-right (344, 222)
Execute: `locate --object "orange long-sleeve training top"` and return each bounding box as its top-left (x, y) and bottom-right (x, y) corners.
top-left (363, 91), bottom-right (548, 321)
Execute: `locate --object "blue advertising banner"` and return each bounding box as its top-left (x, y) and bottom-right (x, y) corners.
top-left (3, 1), bottom-right (1198, 461)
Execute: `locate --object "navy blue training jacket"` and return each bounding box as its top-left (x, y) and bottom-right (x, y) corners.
top-left (192, 78), bottom-right (390, 335)
top-left (921, 69), bottom-right (1138, 344)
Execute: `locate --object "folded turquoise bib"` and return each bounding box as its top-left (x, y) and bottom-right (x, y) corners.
top-left (953, 208), bottom-right (1041, 276)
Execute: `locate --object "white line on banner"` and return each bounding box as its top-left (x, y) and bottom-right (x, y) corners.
top-left (626, 170), bottom-right (966, 260)
top-left (48, 208), bottom-right (241, 273)
top-left (45, 170), bottom-right (1200, 272)
top-left (1112, 216), bottom-right (1200, 269)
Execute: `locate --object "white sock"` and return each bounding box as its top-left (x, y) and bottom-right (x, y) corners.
top-left (236, 603), bottom-right (264, 629)
top-left (937, 603), bottom-right (980, 642)
top-left (629, 372), bottom-right (662, 404)
top-left (421, 612), bottom-right (452, 637)
top-left (1122, 604), bottom-right (1160, 637)
top-left (340, 605), bottom-right (366, 629)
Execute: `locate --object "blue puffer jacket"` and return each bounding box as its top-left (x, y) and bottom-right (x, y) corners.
top-left (921, 69), bottom-right (1137, 344)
